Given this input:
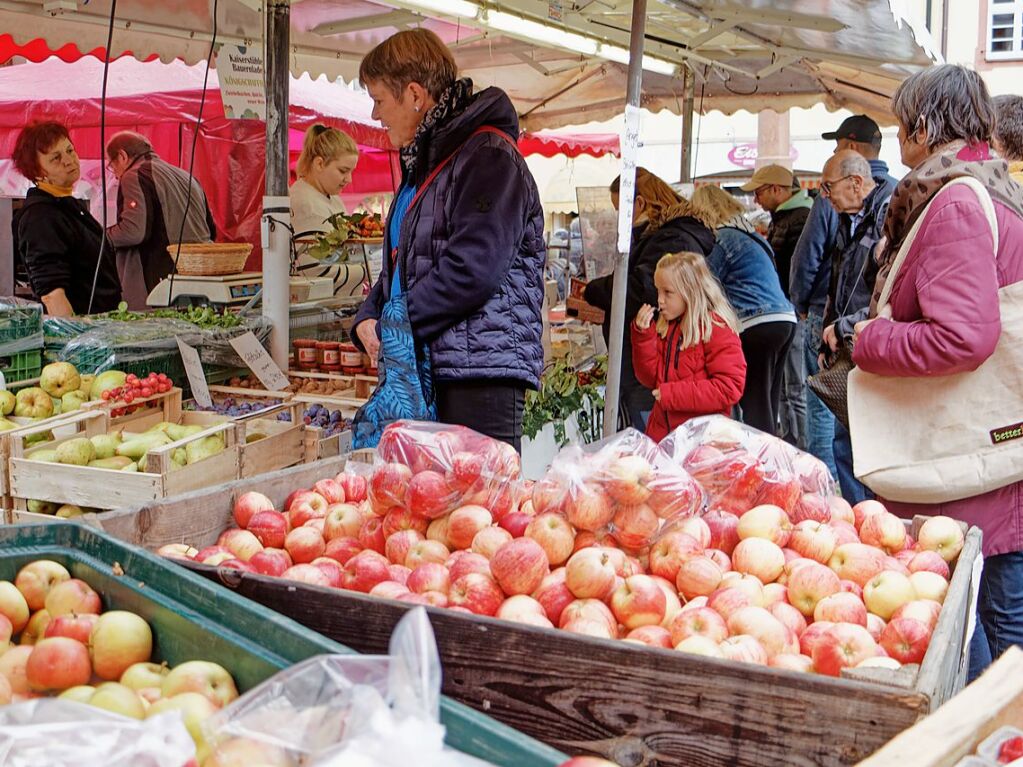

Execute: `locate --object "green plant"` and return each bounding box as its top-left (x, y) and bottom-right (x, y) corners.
top-left (306, 213), bottom-right (354, 261)
top-left (523, 356), bottom-right (606, 447)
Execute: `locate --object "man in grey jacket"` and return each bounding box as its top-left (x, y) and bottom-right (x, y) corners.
top-left (105, 132), bottom-right (216, 309)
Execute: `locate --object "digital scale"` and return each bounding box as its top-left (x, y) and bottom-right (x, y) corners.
top-left (146, 262), bottom-right (371, 310)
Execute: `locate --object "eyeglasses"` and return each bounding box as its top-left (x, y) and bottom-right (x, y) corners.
top-left (820, 175), bottom-right (854, 196)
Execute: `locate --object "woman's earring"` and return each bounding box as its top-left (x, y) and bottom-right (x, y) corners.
top-left (415, 105), bottom-right (421, 113)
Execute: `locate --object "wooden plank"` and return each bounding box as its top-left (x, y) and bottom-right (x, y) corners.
top-left (186, 565), bottom-right (930, 767)
top-left (240, 422), bottom-right (305, 477)
top-left (856, 647), bottom-right (1023, 767)
top-left (95, 456), bottom-right (348, 548)
top-left (9, 458), bottom-right (162, 508)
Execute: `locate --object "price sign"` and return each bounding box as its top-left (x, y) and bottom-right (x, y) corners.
top-left (176, 338), bottom-right (213, 408)
top-left (229, 331), bottom-right (290, 391)
top-left (617, 104), bottom-right (643, 255)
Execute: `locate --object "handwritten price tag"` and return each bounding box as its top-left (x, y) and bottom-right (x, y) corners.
top-left (229, 331), bottom-right (290, 391)
top-left (176, 338), bottom-right (213, 408)
top-left (617, 103), bottom-right (643, 255)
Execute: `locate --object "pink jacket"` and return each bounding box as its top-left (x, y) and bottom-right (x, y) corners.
top-left (853, 185), bottom-right (1023, 557)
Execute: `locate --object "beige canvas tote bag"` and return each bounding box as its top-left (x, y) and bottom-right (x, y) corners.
top-left (848, 177), bottom-right (1023, 503)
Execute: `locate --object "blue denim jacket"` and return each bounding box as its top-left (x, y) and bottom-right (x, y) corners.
top-left (706, 225), bottom-right (795, 326)
top-left (789, 159), bottom-right (897, 315)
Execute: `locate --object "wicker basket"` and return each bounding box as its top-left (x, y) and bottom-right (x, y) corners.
top-left (167, 242), bottom-right (253, 276)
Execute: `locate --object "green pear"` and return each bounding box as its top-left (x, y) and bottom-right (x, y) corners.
top-left (88, 456), bottom-right (135, 471)
top-left (90, 432), bottom-right (123, 460)
top-left (39, 361), bottom-right (81, 398)
top-left (0, 390), bottom-right (15, 415)
top-left (27, 448), bottom-right (59, 463)
top-left (56, 504), bottom-right (84, 519)
top-left (116, 432), bottom-right (171, 460)
top-left (23, 430), bottom-right (54, 447)
top-left (245, 432), bottom-right (266, 444)
top-left (185, 434), bottom-right (225, 465)
top-left (0, 417), bottom-right (18, 432)
top-left (79, 374), bottom-right (95, 398)
top-left (56, 437), bottom-right (96, 466)
top-left (121, 461), bottom-right (138, 472)
top-left (26, 499), bottom-right (58, 515)
top-left (146, 422), bottom-right (174, 435)
top-left (61, 390), bottom-right (88, 413)
top-left (137, 454), bottom-right (147, 472)
top-left (14, 387), bottom-right (54, 419)
top-left (166, 423), bottom-right (203, 442)
top-left (50, 397), bottom-right (62, 415)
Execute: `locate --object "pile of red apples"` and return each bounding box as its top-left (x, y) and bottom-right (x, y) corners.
top-left (161, 421), bottom-right (964, 678)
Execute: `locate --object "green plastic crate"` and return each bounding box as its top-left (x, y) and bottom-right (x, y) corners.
top-left (0, 301), bottom-right (43, 350)
top-left (0, 523), bottom-right (567, 767)
top-left (0, 348), bottom-right (42, 385)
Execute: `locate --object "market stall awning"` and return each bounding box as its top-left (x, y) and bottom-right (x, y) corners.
top-left (0, 0), bottom-right (938, 130)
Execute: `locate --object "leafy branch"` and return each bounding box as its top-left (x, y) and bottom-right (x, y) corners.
top-left (524, 356), bottom-right (607, 447)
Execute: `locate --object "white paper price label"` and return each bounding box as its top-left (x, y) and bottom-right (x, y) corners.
top-left (229, 331), bottom-right (290, 391)
top-left (617, 103), bottom-right (643, 255)
top-left (176, 338), bottom-right (213, 408)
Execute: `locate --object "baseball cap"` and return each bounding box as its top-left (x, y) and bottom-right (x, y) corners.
top-left (822, 114), bottom-right (882, 143)
top-left (739, 164), bottom-right (794, 192)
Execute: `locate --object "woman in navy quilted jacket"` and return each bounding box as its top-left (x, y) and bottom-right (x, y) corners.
top-left (351, 29), bottom-right (545, 451)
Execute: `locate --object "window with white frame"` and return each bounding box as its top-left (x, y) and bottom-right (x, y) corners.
top-left (988, 0), bottom-right (1023, 60)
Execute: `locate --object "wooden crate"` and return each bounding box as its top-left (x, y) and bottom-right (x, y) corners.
top-left (7, 407), bottom-right (240, 512)
top-left (188, 399), bottom-right (307, 479)
top-left (77, 456), bottom-right (349, 547)
top-left (92, 475), bottom-right (984, 767)
top-left (0, 409), bottom-right (99, 499)
top-left (289, 370), bottom-right (376, 400)
top-left (857, 646), bottom-right (1023, 767)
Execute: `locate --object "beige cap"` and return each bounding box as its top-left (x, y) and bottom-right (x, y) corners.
top-left (739, 164), bottom-right (795, 192)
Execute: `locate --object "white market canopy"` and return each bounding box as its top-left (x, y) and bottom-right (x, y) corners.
top-left (0, 0), bottom-right (939, 129)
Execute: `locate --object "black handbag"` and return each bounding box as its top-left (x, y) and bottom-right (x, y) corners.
top-left (807, 345), bottom-right (854, 429)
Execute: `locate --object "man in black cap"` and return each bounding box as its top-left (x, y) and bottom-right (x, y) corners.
top-left (788, 115), bottom-right (898, 482)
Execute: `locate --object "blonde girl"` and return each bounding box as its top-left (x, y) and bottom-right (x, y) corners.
top-left (631, 251), bottom-right (746, 441)
top-left (290, 124), bottom-right (359, 235)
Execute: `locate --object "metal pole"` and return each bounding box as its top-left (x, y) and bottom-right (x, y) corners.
top-left (263, 0), bottom-right (291, 368)
top-left (680, 65), bottom-right (695, 183)
top-left (602, 0), bottom-right (647, 437)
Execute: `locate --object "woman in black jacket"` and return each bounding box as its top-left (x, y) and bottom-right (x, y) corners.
top-left (12, 122), bottom-right (122, 316)
top-left (584, 168), bottom-right (716, 430)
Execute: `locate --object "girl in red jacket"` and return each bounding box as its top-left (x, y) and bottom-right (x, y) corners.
top-left (632, 251), bottom-right (747, 442)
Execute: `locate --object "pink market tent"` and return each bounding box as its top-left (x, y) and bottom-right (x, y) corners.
top-left (0, 56), bottom-right (619, 266)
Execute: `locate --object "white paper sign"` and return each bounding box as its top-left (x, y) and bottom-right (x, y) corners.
top-left (617, 103), bottom-right (643, 255)
top-left (229, 331), bottom-right (290, 391)
top-left (217, 44), bottom-right (266, 120)
top-left (176, 338), bottom-right (213, 408)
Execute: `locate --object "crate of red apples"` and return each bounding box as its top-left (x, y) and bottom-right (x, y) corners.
top-left (126, 417), bottom-right (980, 766)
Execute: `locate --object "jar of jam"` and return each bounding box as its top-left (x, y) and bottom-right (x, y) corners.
top-left (293, 338), bottom-right (318, 371)
top-left (317, 341), bottom-right (341, 372)
top-left (339, 343), bottom-right (363, 369)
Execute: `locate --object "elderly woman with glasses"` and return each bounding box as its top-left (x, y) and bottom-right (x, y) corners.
top-left (851, 64), bottom-right (1023, 680)
top-left (12, 121), bottom-right (122, 316)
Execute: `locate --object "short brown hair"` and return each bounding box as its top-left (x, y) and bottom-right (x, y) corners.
top-left (12, 121), bottom-right (70, 181)
top-left (106, 131), bottom-right (153, 162)
top-left (359, 28), bottom-right (457, 101)
top-left (993, 94), bottom-right (1023, 161)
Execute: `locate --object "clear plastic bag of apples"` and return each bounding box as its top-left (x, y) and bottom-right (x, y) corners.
top-left (659, 415), bottom-right (837, 522)
top-left (532, 427), bottom-right (706, 552)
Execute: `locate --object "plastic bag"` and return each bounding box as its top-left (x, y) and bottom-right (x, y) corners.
top-left (532, 427), bottom-right (704, 551)
top-left (368, 421), bottom-right (524, 523)
top-left (0, 699), bottom-right (195, 767)
top-left (201, 608), bottom-right (497, 767)
top-left (196, 314), bottom-right (272, 367)
top-left (0, 296), bottom-right (43, 357)
top-left (57, 317), bottom-right (199, 374)
top-left (659, 415), bottom-right (836, 520)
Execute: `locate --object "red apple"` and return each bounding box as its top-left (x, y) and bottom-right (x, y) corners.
top-left (719, 572), bottom-right (766, 606)
top-left (769, 601), bottom-right (807, 636)
top-left (448, 573), bottom-right (505, 616)
top-left (311, 558), bottom-right (343, 588)
top-left (703, 511), bottom-right (740, 555)
top-left (26, 636), bottom-right (92, 691)
top-left (195, 546), bottom-right (233, 566)
top-left (284, 527), bottom-right (325, 564)
top-left (323, 503), bottom-right (365, 542)
top-left (406, 470), bottom-right (459, 520)
top-left (891, 599), bottom-right (941, 631)
top-left (368, 463), bottom-right (413, 513)
top-left (14, 561), bottom-right (70, 612)
top-left (532, 568), bottom-right (575, 625)
top-left (625, 625), bottom-right (673, 648)
top-left (321, 537), bottom-right (362, 567)
top-left (859, 512), bottom-right (907, 554)
top-left (388, 564), bottom-right (411, 585)
top-left (788, 521), bottom-right (837, 564)
top-left (864, 570), bottom-right (917, 620)
top-left (786, 561), bottom-right (841, 617)
top-left (559, 599), bottom-right (617, 635)
top-left (336, 471), bottom-right (368, 504)
top-left (44, 579), bottom-right (101, 617)
top-left (381, 507), bottom-right (430, 539)
top-left (498, 511), bottom-right (532, 538)
top-left (840, 580), bottom-right (864, 599)
top-left (704, 548), bottom-right (731, 573)
top-left (312, 479), bottom-right (346, 505)
top-left (156, 544), bottom-right (199, 561)
top-left (648, 531), bottom-right (703, 583)
top-left (385, 529), bottom-right (425, 566)
top-left (447, 552), bottom-right (491, 583)
top-left (828, 543), bottom-right (887, 588)
top-left (357, 517), bottom-right (387, 554)
top-left (798, 620), bottom-right (834, 656)
top-left (865, 612), bottom-right (887, 642)
top-left (610, 503), bottom-right (659, 549)
top-left (814, 591), bottom-right (868, 626)
top-left (791, 493), bottom-right (831, 524)
top-left (44, 613), bottom-right (98, 644)
top-left (496, 595), bottom-right (553, 628)
top-left (737, 505), bottom-right (791, 547)
top-left (249, 548), bottom-right (292, 577)
top-left (281, 564), bottom-right (331, 587)
top-left (727, 606), bottom-right (797, 657)
top-left (446, 451), bottom-right (484, 492)
top-left (217, 529), bottom-right (264, 562)
top-left (909, 571), bottom-right (949, 603)
top-left (89, 610), bottom-right (153, 681)
top-left (732, 538), bottom-right (786, 584)
top-left (248, 511), bottom-right (288, 549)
top-left (610, 574), bottom-right (667, 630)
top-left (232, 492), bottom-right (275, 529)
top-left (370, 581), bottom-right (411, 601)
top-left (341, 550), bottom-right (391, 593)
top-left (602, 454), bottom-right (653, 505)
top-left (916, 516), bottom-right (965, 563)
top-left (719, 635), bottom-right (769, 665)
top-left (405, 540), bottom-right (450, 569)
top-left (471, 526), bottom-right (514, 560)
top-left (880, 617), bottom-right (931, 664)
top-left (446, 506), bottom-right (494, 550)
top-left (564, 547), bottom-right (618, 600)
top-left (675, 635), bottom-right (725, 658)
top-left (812, 622), bottom-right (877, 676)
top-left (288, 490), bottom-right (328, 517)
top-left (524, 513), bottom-right (576, 567)
top-left (407, 563), bottom-right (451, 595)
top-left (490, 539), bottom-right (550, 596)
top-left (669, 605), bottom-right (729, 646)
top-left (907, 551), bottom-right (951, 579)
top-left (566, 483), bottom-right (615, 532)
top-left (675, 555), bottom-right (723, 601)
top-left (706, 587), bottom-right (753, 622)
